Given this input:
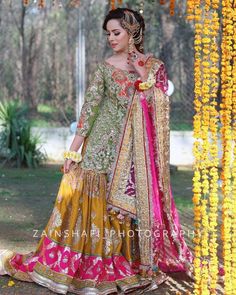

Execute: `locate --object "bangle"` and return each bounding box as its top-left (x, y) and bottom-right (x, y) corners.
top-left (63, 151), bottom-right (82, 163)
top-left (134, 72), bottom-right (156, 92)
top-left (134, 79), bottom-right (144, 92)
top-left (139, 72), bottom-right (156, 91)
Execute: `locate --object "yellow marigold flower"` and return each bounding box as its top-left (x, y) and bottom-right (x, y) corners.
top-left (7, 280), bottom-right (15, 287)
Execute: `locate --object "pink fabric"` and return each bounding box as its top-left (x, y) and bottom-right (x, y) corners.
top-left (140, 91), bottom-right (193, 273)
top-left (155, 64), bottom-right (168, 94)
top-left (140, 94), bottom-right (163, 224)
top-left (9, 236), bottom-right (139, 282)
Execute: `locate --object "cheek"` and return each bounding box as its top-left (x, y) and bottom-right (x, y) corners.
top-left (118, 32), bottom-right (129, 44)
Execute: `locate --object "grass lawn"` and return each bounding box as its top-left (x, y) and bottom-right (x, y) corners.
top-left (0, 165), bottom-right (63, 252)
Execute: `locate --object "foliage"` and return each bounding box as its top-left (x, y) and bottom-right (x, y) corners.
top-left (0, 100), bottom-right (46, 168)
top-left (0, 0), bottom-right (195, 130)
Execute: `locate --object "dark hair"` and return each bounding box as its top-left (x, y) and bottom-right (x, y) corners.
top-left (102, 8), bottom-right (145, 53)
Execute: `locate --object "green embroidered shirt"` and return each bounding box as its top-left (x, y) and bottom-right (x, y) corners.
top-left (76, 61), bottom-right (139, 174)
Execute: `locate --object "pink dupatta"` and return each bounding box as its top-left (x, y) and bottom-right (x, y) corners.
top-left (106, 57), bottom-right (194, 277)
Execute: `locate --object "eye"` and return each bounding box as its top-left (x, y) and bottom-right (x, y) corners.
top-left (114, 32), bottom-right (120, 36)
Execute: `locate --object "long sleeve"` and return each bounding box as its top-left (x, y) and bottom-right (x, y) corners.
top-left (155, 63), bottom-right (168, 94)
top-left (76, 63), bottom-right (104, 137)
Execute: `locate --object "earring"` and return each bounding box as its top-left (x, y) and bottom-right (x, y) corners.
top-left (127, 37), bottom-right (137, 64)
top-left (128, 37), bottom-right (135, 53)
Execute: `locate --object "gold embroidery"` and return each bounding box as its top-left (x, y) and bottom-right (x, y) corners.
top-left (132, 96), bottom-right (152, 267)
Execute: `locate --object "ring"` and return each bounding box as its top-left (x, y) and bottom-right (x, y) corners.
top-left (130, 52), bottom-right (138, 62)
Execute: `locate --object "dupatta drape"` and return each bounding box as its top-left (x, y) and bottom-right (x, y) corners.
top-left (106, 57), bottom-right (193, 277)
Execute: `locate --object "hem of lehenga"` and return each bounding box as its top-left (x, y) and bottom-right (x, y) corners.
top-left (30, 268), bottom-right (152, 295)
top-left (1, 251), bottom-right (153, 295)
top-left (1, 253), bottom-right (169, 295)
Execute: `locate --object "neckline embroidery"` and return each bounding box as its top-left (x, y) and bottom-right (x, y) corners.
top-left (103, 53), bottom-right (153, 75)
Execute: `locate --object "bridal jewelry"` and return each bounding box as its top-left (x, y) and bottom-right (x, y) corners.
top-left (127, 37), bottom-right (138, 64)
top-left (63, 151), bottom-right (82, 163)
top-left (120, 10), bottom-right (143, 45)
top-left (134, 72), bottom-right (156, 92)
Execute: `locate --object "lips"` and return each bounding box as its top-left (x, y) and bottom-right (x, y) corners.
top-left (111, 44), bottom-right (118, 48)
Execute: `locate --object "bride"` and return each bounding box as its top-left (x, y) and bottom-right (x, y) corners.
top-left (0, 7), bottom-right (193, 294)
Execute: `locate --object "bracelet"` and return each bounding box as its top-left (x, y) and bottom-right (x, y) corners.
top-left (63, 151), bottom-right (82, 163)
top-left (134, 79), bottom-right (144, 92)
top-left (134, 72), bottom-right (156, 92)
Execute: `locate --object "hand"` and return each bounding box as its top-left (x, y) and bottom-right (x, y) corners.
top-left (127, 39), bottom-right (148, 80)
top-left (63, 158), bottom-right (73, 174)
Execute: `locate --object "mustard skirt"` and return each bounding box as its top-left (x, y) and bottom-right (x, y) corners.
top-left (0, 163), bottom-right (166, 294)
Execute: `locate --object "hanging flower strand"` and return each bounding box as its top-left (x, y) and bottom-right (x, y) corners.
top-left (232, 34), bottom-right (236, 294)
top-left (199, 11), bottom-right (212, 294)
top-left (208, 9), bottom-right (220, 293)
top-left (220, 0), bottom-right (234, 293)
top-left (23, 0), bottom-right (30, 6)
top-left (110, 0), bottom-right (116, 10)
top-left (169, 0), bottom-right (175, 15)
top-left (190, 0), bottom-right (220, 293)
top-left (38, 0), bottom-right (46, 8)
top-left (191, 3), bottom-right (203, 294)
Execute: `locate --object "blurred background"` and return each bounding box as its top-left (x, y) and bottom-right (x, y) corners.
top-left (0, 0), bottom-right (194, 131)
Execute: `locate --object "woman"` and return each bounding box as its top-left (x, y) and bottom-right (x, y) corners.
top-left (0, 8), bottom-right (193, 294)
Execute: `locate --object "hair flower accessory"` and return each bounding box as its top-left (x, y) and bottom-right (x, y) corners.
top-left (63, 151), bottom-right (82, 163)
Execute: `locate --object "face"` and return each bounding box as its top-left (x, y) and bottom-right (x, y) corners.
top-left (106, 19), bottom-right (130, 54)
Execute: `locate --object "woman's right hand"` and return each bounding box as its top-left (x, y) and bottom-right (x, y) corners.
top-left (63, 159), bottom-right (73, 174)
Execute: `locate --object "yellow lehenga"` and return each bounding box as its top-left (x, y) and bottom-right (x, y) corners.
top-left (0, 57), bottom-right (193, 294)
top-left (0, 139), bottom-right (162, 294)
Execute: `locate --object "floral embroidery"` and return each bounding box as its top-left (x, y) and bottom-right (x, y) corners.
top-left (76, 64), bottom-right (105, 137)
top-left (48, 207), bottom-right (62, 230)
top-left (155, 63), bottom-right (168, 94)
top-left (78, 63), bottom-right (138, 174)
top-left (77, 61), bottom-right (166, 176)
top-left (112, 70), bottom-right (128, 84)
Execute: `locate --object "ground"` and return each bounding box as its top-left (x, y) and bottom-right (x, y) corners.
top-left (0, 165), bottom-right (195, 294)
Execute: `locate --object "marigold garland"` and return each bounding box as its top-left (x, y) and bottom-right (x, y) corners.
top-left (232, 48), bottom-right (236, 293)
top-left (220, 0), bottom-right (235, 293)
top-left (23, 0), bottom-right (30, 6)
top-left (190, 1), bottom-right (220, 294)
top-left (169, 0), bottom-right (175, 16)
top-left (38, 0), bottom-right (45, 8)
top-left (192, 5), bottom-right (203, 294)
top-left (208, 10), bottom-right (220, 292)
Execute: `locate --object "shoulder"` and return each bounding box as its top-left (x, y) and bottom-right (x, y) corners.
top-left (91, 62), bottom-right (106, 75)
top-left (95, 56), bottom-right (117, 71)
top-left (146, 55), bottom-right (166, 73)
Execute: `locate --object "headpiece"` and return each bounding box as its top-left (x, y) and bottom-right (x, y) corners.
top-left (120, 10), bottom-right (143, 45)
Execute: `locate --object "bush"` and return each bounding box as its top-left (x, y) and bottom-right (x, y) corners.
top-left (0, 100), bottom-right (47, 168)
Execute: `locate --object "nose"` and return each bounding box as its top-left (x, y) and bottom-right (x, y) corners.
top-left (108, 33), bottom-right (114, 43)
